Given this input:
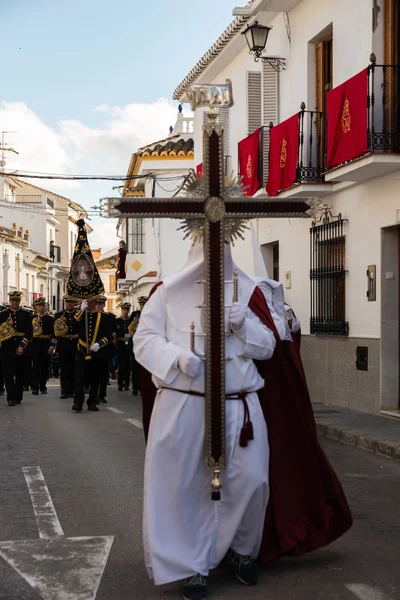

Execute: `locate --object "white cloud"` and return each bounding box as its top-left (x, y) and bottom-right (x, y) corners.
top-left (88, 222), bottom-right (119, 253)
top-left (0, 98), bottom-right (179, 250)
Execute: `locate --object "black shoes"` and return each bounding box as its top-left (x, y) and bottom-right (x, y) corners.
top-left (123, 386), bottom-right (129, 391)
top-left (183, 574), bottom-right (207, 600)
top-left (40, 389), bottom-right (48, 395)
top-left (132, 389), bottom-right (139, 396)
top-left (226, 550), bottom-right (258, 586)
top-left (7, 400), bottom-right (15, 407)
top-left (87, 405), bottom-right (99, 412)
top-left (32, 390), bottom-right (39, 395)
top-left (99, 399), bottom-right (107, 404)
top-left (118, 386), bottom-right (123, 392)
top-left (72, 404), bottom-right (83, 412)
top-left (60, 394), bottom-right (69, 399)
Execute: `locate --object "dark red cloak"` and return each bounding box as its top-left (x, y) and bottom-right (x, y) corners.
top-left (140, 283), bottom-right (353, 562)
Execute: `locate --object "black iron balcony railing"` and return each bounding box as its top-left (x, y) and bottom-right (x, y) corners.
top-left (368, 54), bottom-right (400, 153)
top-left (260, 107), bottom-right (325, 192)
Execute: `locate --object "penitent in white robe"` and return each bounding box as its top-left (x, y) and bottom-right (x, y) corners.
top-left (134, 243), bottom-right (276, 586)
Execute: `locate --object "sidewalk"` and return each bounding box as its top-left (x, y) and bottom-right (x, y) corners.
top-left (313, 403), bottom-right (400, 463)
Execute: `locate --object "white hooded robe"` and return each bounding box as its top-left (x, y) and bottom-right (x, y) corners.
top-left (134, 243), bottom-right (276, 585)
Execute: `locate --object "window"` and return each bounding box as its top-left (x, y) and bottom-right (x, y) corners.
top-left (127, 218), bottom-right (145, 254)
top-left (109, 275), bottom-right (116, 293)
top-left (310, 219), bottom-right (348, 336)
top-left (15, 255), bottom-right (21, 290)
top-left (40, 284), bottom-right (44, 295)
top-left (384, 0), bottom-right (400, 151)
top-left (47, 197), bottom-right (54, 209)
top-left (247, 72), bottom-right (262, 135)
top-left (315, 34), bottom-right (333, 166)
top-left (31, 275), bottom-right (35, 295)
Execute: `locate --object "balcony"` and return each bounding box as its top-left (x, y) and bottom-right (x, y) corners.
top-left (325, 56), bottom-right (400, 184)
top-left (262, 106), bottom-right (338, 200)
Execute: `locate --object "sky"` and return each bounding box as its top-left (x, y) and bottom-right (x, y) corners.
top-left (0, 0), bottom-right (240, 250)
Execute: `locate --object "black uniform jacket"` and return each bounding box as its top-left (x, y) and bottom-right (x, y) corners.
top-left (74, 309), bottom-right (113, 357)
top-left (0, 308), bottom-right (33, 353)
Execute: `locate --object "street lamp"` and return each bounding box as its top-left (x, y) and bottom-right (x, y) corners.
top-left (109, 256), bottom-right (116, 267)
top-left (242, 21), bottom-right (286, 72)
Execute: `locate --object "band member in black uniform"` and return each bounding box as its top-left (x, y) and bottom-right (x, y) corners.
top-left (0, 303), bottom-right (5, 396)
top-left (0, 291), bottom-right (33, 406)
top-left (31, 298), bottom-right (56, 395)
top-left (73, 298), bottom-right (113, 412)
top-left (131, 296), bottom-right (148, 396)
top-left (54, 295), bottom-right (78, 399)
top-left (115, 302), bottom-right (133, 391)
top-left (95, 295), bottom-right (117, 403)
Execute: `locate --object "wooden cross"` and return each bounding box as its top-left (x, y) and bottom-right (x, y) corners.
top-left (105, 82), bottom-right (310, 500)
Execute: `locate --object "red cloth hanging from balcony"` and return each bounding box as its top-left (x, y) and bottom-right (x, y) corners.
top-left (326, 69), bottom-right (368, 169)
top-left (266, 114), bottom-right (299, 197)
top-left (196, 163), bottom-right (203, 177)
top-left (238, 128), bottom-right (260, 196)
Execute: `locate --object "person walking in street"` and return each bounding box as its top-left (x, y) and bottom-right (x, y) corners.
top-left (31, 298), bottom-right (56, 395)
top-left (115, 302), bottom-right (132, 391)
top-left (54, 295), bottom-right (79, 399)
top-left (130, 296), bottom-right (148, 396)
top-left (95, 295), bottom-right (117, 404)
top-left (72, 298), bottom-right (113, 412)
top-left (0, 291), bottom-right (33, 406)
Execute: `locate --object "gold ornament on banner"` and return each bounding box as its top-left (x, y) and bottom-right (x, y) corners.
top-left (54, 315), bottom-right (69, 337)
top-left (0, 316), bottom-right (15, 343)
top-left (32, 317), bottom-right (43, 337)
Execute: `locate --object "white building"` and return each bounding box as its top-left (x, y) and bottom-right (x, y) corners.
top-left (115, 107), bottom-right (195, 309)
top-left (168, 0), bottom-right (400, 417)
top-left (0, 177), bottom-right (92, 311)
top-left (94, 248), bottom-right (119, 314)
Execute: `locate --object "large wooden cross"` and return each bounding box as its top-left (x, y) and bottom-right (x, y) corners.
top-left (105, 81), bottom-right (310, 500)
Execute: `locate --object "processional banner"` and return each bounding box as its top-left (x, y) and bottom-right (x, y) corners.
top-left (326, 68), bottom-right (368, 169)
top-left (238, 129), bottom-right (260, 197)
top-left (266, 114), bottom-right (299, 197)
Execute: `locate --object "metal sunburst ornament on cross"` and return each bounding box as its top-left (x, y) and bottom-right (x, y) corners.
top-left (103, 79), bottom-right (311, 500)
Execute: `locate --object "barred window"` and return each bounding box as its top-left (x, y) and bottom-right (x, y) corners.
top-left (310, 218), bottom-right (349, 336)
top-left (127, 218), bottom-right (145, 254)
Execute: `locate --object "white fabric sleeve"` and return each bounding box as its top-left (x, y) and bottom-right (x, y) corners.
top-left (133, 286), bottom-right (183, 385)
top-left (234, 307), bottom-right (276, 361)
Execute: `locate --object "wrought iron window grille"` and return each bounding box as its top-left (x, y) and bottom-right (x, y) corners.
top-left (310, 212), bottom-right (349, 336)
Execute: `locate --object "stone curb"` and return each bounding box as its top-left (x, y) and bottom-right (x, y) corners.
top-left (316, 423), bottom-right (400, 463)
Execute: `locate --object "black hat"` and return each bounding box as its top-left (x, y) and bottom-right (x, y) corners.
top-left (65, 219), bottom-right (105, 301)
top-left (97, 295), bottom-right (107, 304)
top-left (8, 291), bottom-right (22, 301)
top-left (121, 302), bottom-right (131, 309)
top-left (63, 294), bottom-right (74, 301)
top-left (33, 297), bottom-right (46, 306)
top-left (138, 296), bottom-right (148, 305)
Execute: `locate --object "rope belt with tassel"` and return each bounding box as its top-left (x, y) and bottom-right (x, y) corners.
top-left (159, 388), bottom-right (254, 447)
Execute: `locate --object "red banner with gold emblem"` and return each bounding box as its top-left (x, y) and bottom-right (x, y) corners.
top-left (326, 69), bottom-right (368, 169)
top-left (266, 114), bottom-right (299, 197)
top-left (238, 129), bottom-right (260, 196)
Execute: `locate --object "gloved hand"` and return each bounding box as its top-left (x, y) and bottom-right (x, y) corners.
top-left (178, 349), bottom-right (202, 379)
top-left (90, 342), bottom-right (100, 353)
top-left (229, 302), bottom-right (247, 331)
top-left (81, 299), bottom-right (88, 312)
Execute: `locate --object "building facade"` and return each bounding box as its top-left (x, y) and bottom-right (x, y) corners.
top-left (115, 107), bottom-right (195, 310)
top-left (0, 176), bottom-right (91, 312)
top-left (168, 0), bottom-right (400, 417)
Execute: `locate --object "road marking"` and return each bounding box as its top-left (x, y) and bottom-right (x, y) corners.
top-left (107, 407), bottom-right (124, 414)
top-left (0, 467), bottom-right (114, 600)
top-left (23, 466), bottom-right (64, 539)
top-left (346, 584), bottom-right (391, 600)
top-left (126, 418), bottom-right (143, 429)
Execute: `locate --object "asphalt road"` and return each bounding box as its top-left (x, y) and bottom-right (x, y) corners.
top-left (0, 381), bottom-right (399, 600)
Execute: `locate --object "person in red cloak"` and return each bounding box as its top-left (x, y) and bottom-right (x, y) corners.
top-left (139, 276), bottom-right (352, 566)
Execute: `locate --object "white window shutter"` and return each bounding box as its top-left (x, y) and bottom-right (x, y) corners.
top-left (247, 71), bottom-right (262, 135)
top-left (262, 62), bottom-right (278, 186)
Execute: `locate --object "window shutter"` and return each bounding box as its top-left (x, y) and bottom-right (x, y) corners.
top-left (247, 71), bottom-right (262, 135)
top-left (262, 63), bottom-right (278, 186)
top-left (109, 275), bottom-right (116, 293)
top-left (384, 0), bottom-right (395, 136)
top-left (315, 42), bottom-right (324, 113)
